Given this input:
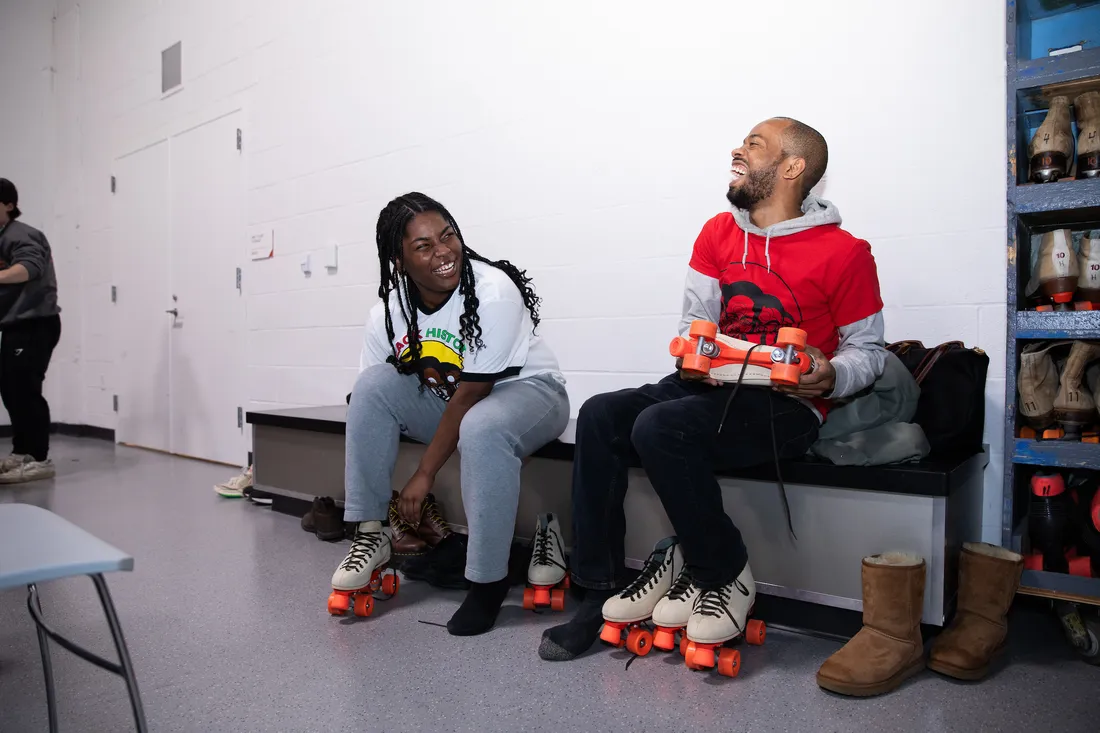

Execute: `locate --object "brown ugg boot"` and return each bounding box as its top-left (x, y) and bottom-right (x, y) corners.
top-left (816, 552), bottom-right (926, 697)
top-left (928, 542), bottom-right (1023, 681)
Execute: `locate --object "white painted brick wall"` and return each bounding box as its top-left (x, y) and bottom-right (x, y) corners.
top-left (6, 0), bottom-right (1010, 535)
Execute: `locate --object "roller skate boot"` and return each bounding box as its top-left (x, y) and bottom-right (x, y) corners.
top-left (1076, 91), bottom-right (1100, 180)
top-left (1029, 96), bottom-right (1074, 183)
top-left (1018, 342), bottom-right (1063, 432)
top-left (328, 520), bottom-right (398, 618)
top-left (1029, 472), bottom-right (1074, 574)
top-left (1054, 341), bottom-right (1100, 439)
top-left (1031, 229), bottom-right (1079, 310)
top-left (599, 537), bottom-right (682, 656)
top-left (1079, 233), bottom-right (1100, 304)
top-left (524, 513), bottom-right (570, 612)
top-left (682, 563), bottom-right (765, 678)
top-left (650, 566), bottom-right (701, 651)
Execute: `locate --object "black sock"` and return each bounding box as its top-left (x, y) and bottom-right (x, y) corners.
top-left (446, 577), bottom-right (511, 636)
top-left (538, 588), bottom-right (617, 661)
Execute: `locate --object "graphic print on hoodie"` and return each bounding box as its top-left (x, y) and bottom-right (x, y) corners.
top-left (685, 195), bottom-right (883, 360)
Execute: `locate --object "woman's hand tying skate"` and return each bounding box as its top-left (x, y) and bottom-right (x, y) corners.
top-left (775, 345), bottom-right (835, 397)
top-left (398, 470), bottom-right (434, 526)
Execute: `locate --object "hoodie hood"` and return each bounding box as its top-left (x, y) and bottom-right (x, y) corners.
top-left (729, 193), bottom-right (843, 273)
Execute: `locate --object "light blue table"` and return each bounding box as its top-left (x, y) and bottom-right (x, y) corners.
top-left (0, 503), bottom-right (147, 732)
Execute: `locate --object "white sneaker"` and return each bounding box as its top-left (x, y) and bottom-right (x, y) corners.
top-left (602, 537), bottom-right (682, 624)
top-left (686, 562), bottom-right (756, 644)
top-left (215, 465), bottom-right (253, 497)
top-left (652, 565), bottom-right (701, 629)
top-left (528, 513), bottom-right (567, 587)
top-left (0, 457), bottom-right (55, 485)
top-left (0, 453), bottom-right (29, 473)
top-left (331, 521), bottom-right (392, 591)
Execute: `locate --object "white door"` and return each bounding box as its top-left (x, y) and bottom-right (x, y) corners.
top-left (112, 141), bottom-right (172, 452)
top-left (168, 112), bottom-right (247, 464)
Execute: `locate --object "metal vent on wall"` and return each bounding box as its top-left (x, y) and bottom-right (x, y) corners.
top-left (162, 42), bottom-right (182, 93)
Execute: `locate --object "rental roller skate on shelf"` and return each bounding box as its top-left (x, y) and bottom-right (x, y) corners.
top-left (525, 513), bottom-right (570, 612)
top-left (669, 319), bottom-right (814, 386)
top-left (328, 520), bottom-right (399, 618)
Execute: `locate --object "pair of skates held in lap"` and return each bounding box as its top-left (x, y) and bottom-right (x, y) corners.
top-left (670, 320), bottom-right (815, 386)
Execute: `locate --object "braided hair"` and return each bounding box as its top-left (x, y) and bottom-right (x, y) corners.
top-left (376, 192), bottom-right (541, 388)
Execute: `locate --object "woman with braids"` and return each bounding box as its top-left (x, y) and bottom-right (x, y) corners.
top-left (331, 192), bottom-right (568, 635)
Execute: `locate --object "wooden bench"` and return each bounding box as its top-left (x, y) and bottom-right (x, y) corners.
top-left (247, 405), bottom-right (987, 626)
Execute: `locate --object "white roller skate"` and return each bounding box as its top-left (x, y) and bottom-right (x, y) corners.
top-left (327, 520), bottom-right (398, 618)
top-left (524, 513), bottom-right (570, 612)
top-left (599, 537), bottom-right (682, 655)
top-left (682, 562), bottom-right (766, 677)
top-left (651, 566), bottom-right (702, 651)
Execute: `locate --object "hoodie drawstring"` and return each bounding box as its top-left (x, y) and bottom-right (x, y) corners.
top-left (741, 228), bottom-right (774, 274)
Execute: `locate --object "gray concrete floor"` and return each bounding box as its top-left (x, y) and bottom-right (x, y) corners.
top-left (1, 437), bottom-right (1098, 733)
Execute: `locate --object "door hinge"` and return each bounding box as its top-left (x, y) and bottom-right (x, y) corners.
top-left (113, 395), bottom-right (119, 412)
top-left (235, 267), bottom-right (241, 292)
top-left (237, 406), bottom-right (243, 429)
top-left (111, 285), bottom-right (117, 303)
top-left (236, 128), bottom-right (242, 152)
top-left (110, 175), bottom-right (116, 193)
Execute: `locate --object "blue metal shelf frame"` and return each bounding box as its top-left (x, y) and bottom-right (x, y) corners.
top-left (1004, 1), bottom-right (1100, 602)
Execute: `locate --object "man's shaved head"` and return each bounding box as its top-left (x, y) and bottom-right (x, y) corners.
top-left (773, 117), bottom-right (828, 196)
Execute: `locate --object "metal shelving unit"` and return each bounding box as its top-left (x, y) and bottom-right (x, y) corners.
top-left (1004, 0), bottom-right (1100, 603)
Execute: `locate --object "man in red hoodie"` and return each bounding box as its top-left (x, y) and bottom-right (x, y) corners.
top-left (540, 117), bottom-right (885, 661)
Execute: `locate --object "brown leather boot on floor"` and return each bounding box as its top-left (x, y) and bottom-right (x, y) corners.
top-left (388, 492), bottom-right (429, 557)
top-left (928, 542), bottom-right (1023, 681)
top-left (816, 552), bottom-right (926, 697)
top-left (417, 493), bottom-right (453, 548)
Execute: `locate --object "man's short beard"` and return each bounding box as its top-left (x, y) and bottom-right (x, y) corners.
top-left (726, 159), bottom-right (780, 210)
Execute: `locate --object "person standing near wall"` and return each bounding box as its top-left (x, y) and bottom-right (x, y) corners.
top-left (0, 178), bottom-right (62, 484)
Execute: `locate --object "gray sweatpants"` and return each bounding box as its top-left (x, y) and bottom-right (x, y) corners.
top-left (343, 364), bottom-right (570, 583)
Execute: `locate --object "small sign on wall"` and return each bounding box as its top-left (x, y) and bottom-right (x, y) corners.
top-left (249, 228), bottom-right (274, 260)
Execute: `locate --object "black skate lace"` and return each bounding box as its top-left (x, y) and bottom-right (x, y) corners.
top-left (531, 523), bottom-right (567, 570)
top-left (340, 529), bottom-right (384, 572)
top-left (692, 578), bottom-right (750, 633)
top-left (619, 546), bottom-right (674, 602)
top-left (666, 567), bottom-right (696, 601)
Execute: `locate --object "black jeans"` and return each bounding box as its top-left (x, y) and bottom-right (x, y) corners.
top-left (570, 373), bottom-right (819, 591)
top-left (0, 315), bottom-right (62, 461)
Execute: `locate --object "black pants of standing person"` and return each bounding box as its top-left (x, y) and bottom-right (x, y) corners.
top-left (569, 373), bottom-right (820, 592)
top-left (0, 315), bottom-right (62, 461)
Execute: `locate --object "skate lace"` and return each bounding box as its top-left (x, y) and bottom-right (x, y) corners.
top-left (531, 524), bottom-right (566, 570)
top-left (619, 547), bottom-right (673, 602)
top-left (340, 529), bottom-right (384, 573)
top-left (666, 567), bottom-right (696, 601)
top-left (692, 578), bottom-right (750, 633)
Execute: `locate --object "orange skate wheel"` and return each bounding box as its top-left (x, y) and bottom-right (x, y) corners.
top-left (776, 327), bottom-right (807, 350)
top-left (600, 622), bottom-right (625, 647)
top-left (689, 320), bottom-right (719, 340)
top-left (717, 648), bottom-right (741, 678)
top-left (626, 628), bottom-right (654, 657)
top-left (550, 589), bottom-right (566, 612)
top-left (689, 644), bottom-right (716, 669)
top-left (680, 353), bottom-right (711, 375)
top-left (327, 592), bottom-right (349, 616)
top-left (561, 574), bottom-right (571, 590)
top-left (746, 619), bottom-right (766, 646)
top-left (534, 587), bottom-right (551, 606)
top-left (353, 594), bottom-right (374, 617)
top-left (771, 363), bottom-right (799, 386)
top-left (679, 635), bottom-right (690, 657)
top-left (382, 573), bottom-right (400, 596)
top-left (523, 587), bottom-right (536, 611)
top-left (669, 336), bottom-right (692, 358)
top-left (653, 627), bottom-right (677, 651)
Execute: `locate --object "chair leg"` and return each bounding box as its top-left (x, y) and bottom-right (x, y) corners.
top-left (28, 584), bottom-right (59, 733)
top-left (90, 574), bottom-right (148, 733)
